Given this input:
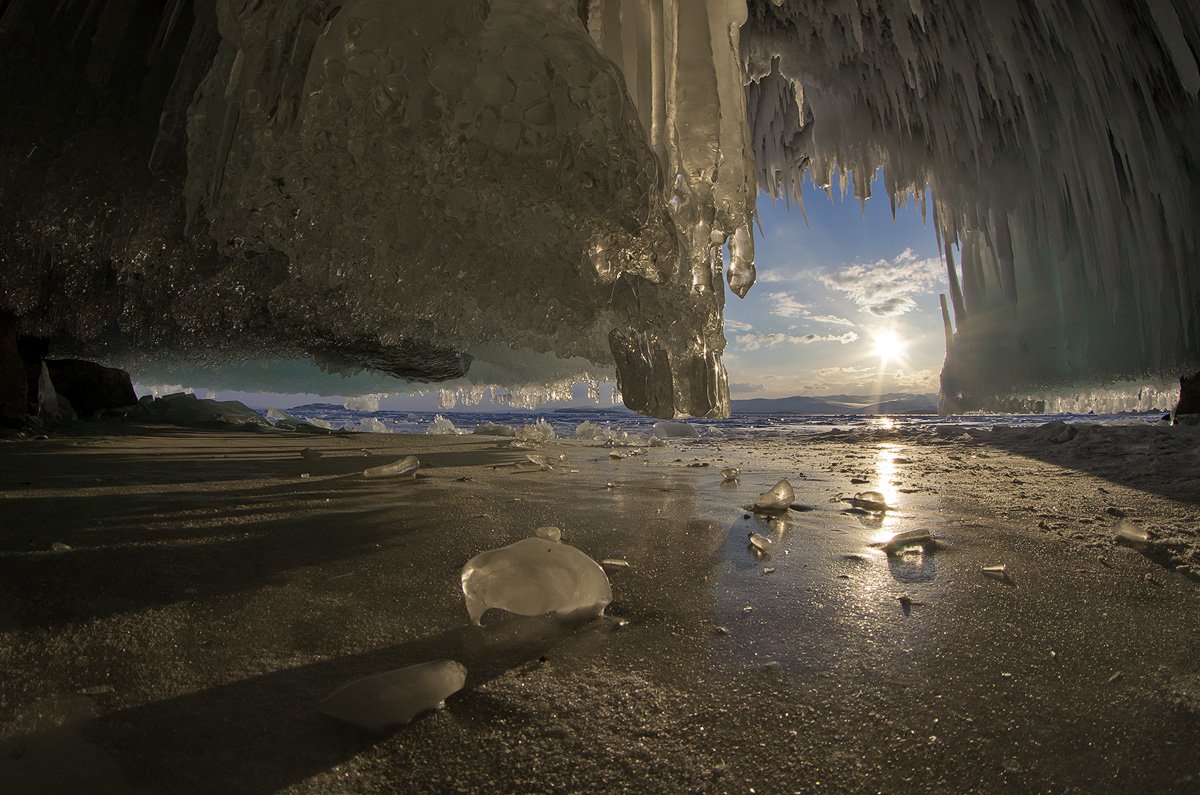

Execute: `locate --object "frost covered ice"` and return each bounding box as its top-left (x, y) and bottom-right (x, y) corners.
top-left (460, 537), bottom-right (612, 626)
top-left (317, 660), bottom-right (467, 732)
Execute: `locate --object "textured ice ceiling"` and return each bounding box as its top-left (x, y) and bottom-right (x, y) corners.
top-left (0, 0), bottom-right (1197, 416)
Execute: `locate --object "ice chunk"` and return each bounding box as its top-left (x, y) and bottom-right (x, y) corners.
top-left (139, 393), bottom-right (267, 427)
top-left (363, 455), bottom-right (419, 479)
top-left (575, 421), bottom-right (606, 439)
top-left (317, 660), bottom-right (467, 732)
top-left (461, 538), bottom-right (612, 626)
top-left (1114, 522), bottom-right (1151, 545)
top-left (427, 415), bottom-right (461, 435)
top-left (520, 454), bottom-right (554, 472)
top-left (753, 479), bottom-right (795, 514)
top-left (601, 558), bottom-right (630, 569)
top-left (50, 542), bottom-right (72, 552)
top-left (653, 421), bottom-right (700, 439)
top-left (747, 533), bottom-right (773, 552)
top-left (516, 419), bottom-right (556, 445)
top-left (982, 564), bottom-right (1009, 577)
top-left (845, 491), bottom-right (890, 512)
top-left (721, 467), bottom-right (740, 481)
top-left (534, 526), bottom-right (562, 543)
top-left (878, 529), bottom-right (934, 554)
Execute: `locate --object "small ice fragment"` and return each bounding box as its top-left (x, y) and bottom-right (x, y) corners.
top-left (648, 436), bottom-right (665, 448)
top-left (534, 526), bottom-right (562, 543)
top-left (753, 479), bottom-right (795, 514)
top-left (789, 503), bottom-right (815, 512)
top-left (300, 473), bottom-right (310, 479)
top-left (601, 558), bottom-right (630, 569)
top-left (523, 453), bottom-right (553, 471)
top-left (1114, 522), bottom-right (1150, 544)
top-left (845, 491), bottom-right (889, 512)
top-left (300, 448), bottom-right (321, 461)
top-left (461, 538), bottom-right (612, 625)
top-left (762, 566), bottom-right (776, 574)
top-left (609, 451), bottom-right (626, 459)
top-left (748, 532), bottom-right (773, 551)
top-left (605, 481), bottom-right (617, 489)
top-left (317, 660), bottom-right (467, 732)
top-left (51, 542), bottom-right (72, 552)
top-left (721, 467), bottom-right (740, 481)
top-left (473, 422), bottom-right (517, 437)
top-left (515, 418), bottom-right (556, 444)
top-left (363, 455), bottom-right (419, 479)
top-left (426, 414), bottom-right (461, 435)
top-left (652, 421), bottom-right (699, 438)
top-left (982, 564), bottom-right (1008, 577)
top-left (879, 529), bottom-right (933, 553)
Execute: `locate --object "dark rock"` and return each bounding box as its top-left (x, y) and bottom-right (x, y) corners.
top-left (44, 359), bottom-right (137, 417)
top-left (1176, 372), bottom-right (1200, 418)
top-left (0, 314), bottom-right (27, 420)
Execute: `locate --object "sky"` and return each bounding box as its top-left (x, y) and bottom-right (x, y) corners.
top-left (140, 170), bottom-right (948, 411)
top-left (724, 171), bottom-right (947, 400)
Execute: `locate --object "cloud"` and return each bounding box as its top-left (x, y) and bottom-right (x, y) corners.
top-left (724, 318), bottom-right (754, 332)
top-left (729, 382), bottom-right (765, 395)
top-left (755, 269), bottom-right (790, 283)
top-left (818, 250), bottom-right (944, 317)
top-left (808, 313), bottom-right (856, 327)
top-left (766, 292), bottom-right (808, 318)
top-left (735, 331), bottom-right (859, 351)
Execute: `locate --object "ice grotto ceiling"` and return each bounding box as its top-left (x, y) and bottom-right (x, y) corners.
top-left (0, 0), bottom-right (1197, 417)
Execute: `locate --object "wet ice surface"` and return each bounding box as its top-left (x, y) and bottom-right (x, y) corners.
top-left (0, 419), bottom-right (1198, 793)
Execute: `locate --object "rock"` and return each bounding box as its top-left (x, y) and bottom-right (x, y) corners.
top-left (1176, 372), bottom-right (1200, 418)
top-left (0, 314), bottom-right (26, 420)
top-left (44, 359), bottom-right (137, 417)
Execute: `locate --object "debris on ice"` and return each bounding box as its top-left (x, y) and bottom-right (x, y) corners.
top-left (363, 455), bottom-right (419, 479)
top-left (752, 479), bottom-right (795, 514)
top-left (317, 659), bottom-right (467, 732)
top-left (461, 538), bottom-right (612, 625)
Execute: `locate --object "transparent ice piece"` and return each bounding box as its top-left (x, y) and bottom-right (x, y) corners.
top-left (427, 415), bottom-right (461, 435)
top-left (753, 479), bottom-right (795, 514)
top-left (652, 421), bottom-right (699, 439)
top-left (748, 533), bottom-right (773, 551)
top-left (534, 526), bottom-right (562, 543)
top-left (317, 659), bottom-right (467, 732)
top-left (461, 537), bottom-right (612, 626)
top-left (363, 455), bottom-right (419, 479)
top-left (721, 467), bottom-right (740, 481)
top-left (845, 491), bottom-right (890, 512)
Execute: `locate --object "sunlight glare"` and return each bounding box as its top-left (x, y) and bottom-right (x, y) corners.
top-left (872, 330), bottom-right (906, 366)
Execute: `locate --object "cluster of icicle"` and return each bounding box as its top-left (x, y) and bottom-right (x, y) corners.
top-left (740, 0), bottom-right (1200, 409)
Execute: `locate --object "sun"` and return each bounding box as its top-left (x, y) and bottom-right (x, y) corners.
top-left (871, 329), bottom-right (907, 367)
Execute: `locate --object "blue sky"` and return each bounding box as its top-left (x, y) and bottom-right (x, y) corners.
top-left (137, 171), bottom-right (948, 410)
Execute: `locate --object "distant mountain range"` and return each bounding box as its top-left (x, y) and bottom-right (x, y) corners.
top-left (731, 392), bottom-right (939, 415)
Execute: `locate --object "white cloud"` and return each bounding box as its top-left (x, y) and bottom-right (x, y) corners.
top-left (766, 292), bottom-right (808, 318)
top-left (735, 331), bottom-right (859, 351)
top-left (724, 318), bottom-right (754, 332)
top-left (808, 313), bottom-right (856, 327)
top-left (818, 250), bottom-right (944, 317)
top-left (755, 269), bottom-right (790, 283)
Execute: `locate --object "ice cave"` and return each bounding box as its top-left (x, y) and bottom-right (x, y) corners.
top-left (1, 0), bottom-right (1197, 418)
top-left (2, 2), bottom-right (1200, 794)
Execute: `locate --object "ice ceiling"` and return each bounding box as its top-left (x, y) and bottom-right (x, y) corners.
top-left (0, 0), bottom-right (1197, 417)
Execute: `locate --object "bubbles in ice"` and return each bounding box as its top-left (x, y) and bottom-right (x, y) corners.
top-left (653, 421), bottom-right (700, 439)
top-left (317, 660), bottom-right (467, 732)
top-left (461, 537), bottom-right (612, 626)
top-left (363, 455), bottom-right (419, 479)
top-left (752, 479), bottom-right (795, 514)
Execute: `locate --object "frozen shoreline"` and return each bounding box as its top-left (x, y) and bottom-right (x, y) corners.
top-left (1, 421), bottom-right (1197, 793)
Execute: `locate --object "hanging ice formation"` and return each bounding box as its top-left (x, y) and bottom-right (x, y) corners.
top-left (740, 0), bottom-right (1200, 411)
top-left (1, 0), bottom-right (1198, 416)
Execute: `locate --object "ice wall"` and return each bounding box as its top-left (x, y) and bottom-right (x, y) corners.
top-left (741, 0), bottom-right (1200, 410)
top-left (0, 0), bottom-right (752, 418)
